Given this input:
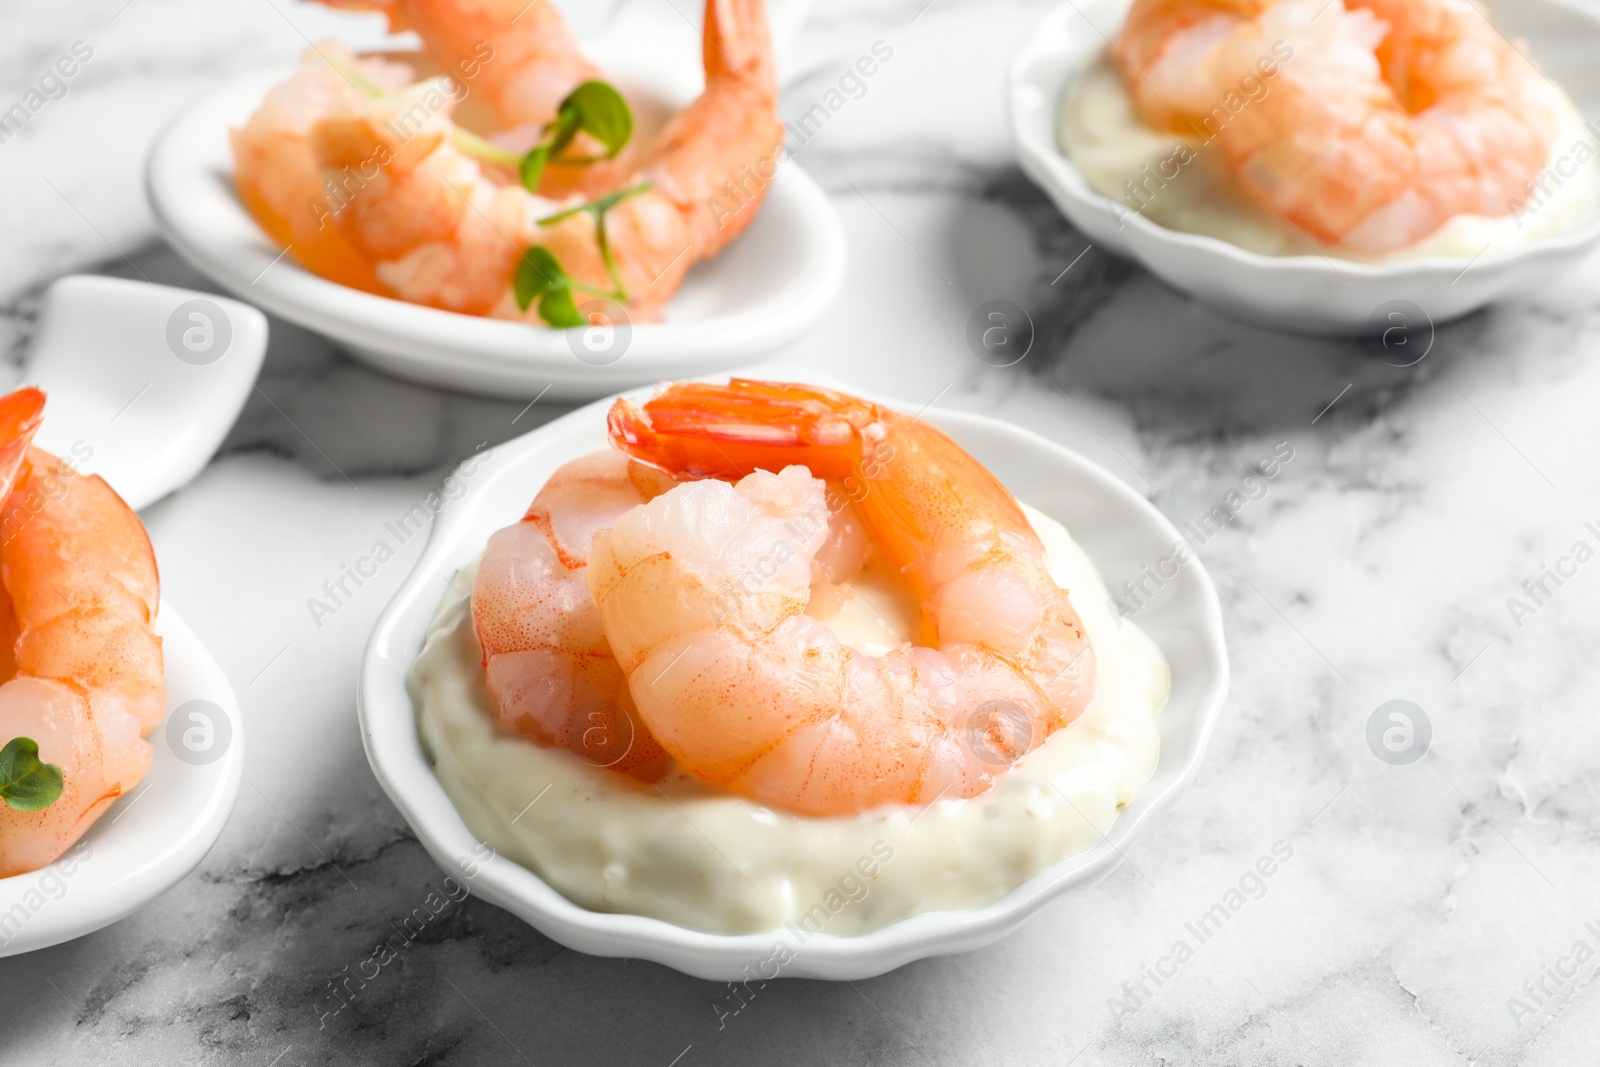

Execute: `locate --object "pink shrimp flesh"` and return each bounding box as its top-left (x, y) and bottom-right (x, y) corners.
top-left (0, 389), bottom-right (164, 877)
top-left (1114, 0), bottom-right (1560, 250)
top-left (587, 380), bottom-right (1096, 816)
top-left (300, 0), bottom-right (782, 321)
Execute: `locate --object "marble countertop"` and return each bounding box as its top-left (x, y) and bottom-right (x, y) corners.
top-left (5, 0), bottom-right (1600, 1063)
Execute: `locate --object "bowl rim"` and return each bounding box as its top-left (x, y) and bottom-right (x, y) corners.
top-left (1004, 0), bottom-right (1600, 282)
top-left (357, 369), bottom-right (1231, 980)
top-left (144, 66), bottom-right (848, 393)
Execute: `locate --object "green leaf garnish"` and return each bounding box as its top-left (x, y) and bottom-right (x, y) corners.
top-left (538, 183), bottom-right (652, 227)
top-left (516, 80), bottom-right (635, 193)
top-left (518, 143), bottom-right (555, 193)
top-left (558, 81), bottom-right (633, 159)
top-left (513, 248), bottom-right (589, 327)
top-left (537, 182), bottom-right (652, 301)
top-left (538, 287), bottom-right (585, 328)
top-left (519, 146), bottom-right (553, 192)
top-left (317, 65), bottom-right (633, 196)
top-left (513, 182), bottom-right (654, 325)
top-left (0, 736), bottom-right (63, 813)
top-left (514, 246), bottom-right (567, 312)
top-left (449, 126), bottom-right (521, 168)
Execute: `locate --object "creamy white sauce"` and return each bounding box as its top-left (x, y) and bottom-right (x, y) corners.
top-left (1059, 51), bottom-right (1600, 260)
top-left (411, 504), bottom-right (1168, 936)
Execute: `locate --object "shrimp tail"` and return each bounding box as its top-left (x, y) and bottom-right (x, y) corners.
top-left (610, 379), bottom-right (1050, 612)
top-left (705, 0), bottom-right (778, 96)
top-left (609, 380), bottom-right (878, 482)
top-left (0, 388), bottom-right (45, 501)
top-left (647, 0), bottom-right (783, 259)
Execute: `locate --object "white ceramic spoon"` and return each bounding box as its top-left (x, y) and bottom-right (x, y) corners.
top-left (23, 274), bottom-right (267, 511)
top-left (0, 274), bottom-right (259, 957)
top-left (146, 0), bottom-right (846, 400)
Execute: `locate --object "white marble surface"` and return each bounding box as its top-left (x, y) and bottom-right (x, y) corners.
top-left (4, 0), bottom-right (1600, 1063)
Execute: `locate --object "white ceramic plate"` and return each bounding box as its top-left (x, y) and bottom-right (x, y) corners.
top-left (145, 0), bottom-right (846, 400)
top-left (359, 368), bottom-right (1229, 980)
top-left (1007, 0), bottom-right (1600, 334)
top-left (0, 606), bottom-right (244, 957)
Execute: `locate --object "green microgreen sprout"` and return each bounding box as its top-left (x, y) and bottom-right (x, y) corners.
top-left (324, 53), bottom-right (386, 99)
top-left (0, 736), bottom-right (63, 813)
top-left (515, 182), bottom-right (653, 327)
top-left (513, 246), bottom-right (586, 328)
top-left (323, 55), bottom-right (633, 195)
top-left (516, 81), bottom-right (634, 192)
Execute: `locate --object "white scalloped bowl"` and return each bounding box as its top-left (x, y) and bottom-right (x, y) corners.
top-left (1007, 0), bottom-right (1600, 334)
top-left (358, 368), bottom-right (1229, 981)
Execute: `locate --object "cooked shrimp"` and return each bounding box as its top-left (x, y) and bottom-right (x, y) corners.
top-left (0, 389), bottom-right (164, 877)
top-left (1115, 0), bottom-right (1561, 250)
top-left (472, 445), bottom-right (871, 781)
top-left (311, 0), bottom-right (635, 198)
top-left (231, 45), bottom-right (415, 295)
top-left (471, 450), bottom-right (674, 781)
top-left (587, 380), bottom-right (1096, 816)
top-left (305, 0), bottom-right (780, 320)
top-left (1116, 0), bottom-right (1266, 130)
top-left (313, 0), bottom-right (597, 134)
top-left (305, 94), bottom-right (540, 316)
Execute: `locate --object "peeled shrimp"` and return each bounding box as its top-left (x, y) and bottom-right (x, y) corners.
top-left (587, 380), bottom-right (1096, 816)
top-left (471, 450), bottom-right (674, 780)
top-left (231, 45), bottom-right (413, 295)
top-left (1115, 0), bottom-right (1560, 251)
top-left (311, 0), bottom-right (635, 198)
top-left (0, 389), bottom-right (164, 877)
top-left (233, 0), bottom-right (619, 278)
top-left (305, 0), bottom-right (780, 320)
top-left (471, 444), bottom-right (872, 781)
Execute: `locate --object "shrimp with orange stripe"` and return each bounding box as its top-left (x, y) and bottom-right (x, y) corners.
top-left (232, 0), bottom-right (782, 324)
top-left (0, 388), bottom-right (164, 878)
top-left (589, 381), bottom-right (1096, 815)
top-left (462, 380), bottom-right (1099, 815)
top-left (1060, 0), bottom-right (1595, 257)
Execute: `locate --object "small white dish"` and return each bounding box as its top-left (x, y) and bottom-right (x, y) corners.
top-left (0, 279), bottom-right (253, 955)
top-left (145, 0), bottom-right (845, 401)
top-left (1007, 0), bottom-right (1600, 334)
top-left (0, 606), bottom-right (244, 958)
top-left (23, 275), bottom-right (267, 511)
top-left (359, 368), bottom-right (1229, 981)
